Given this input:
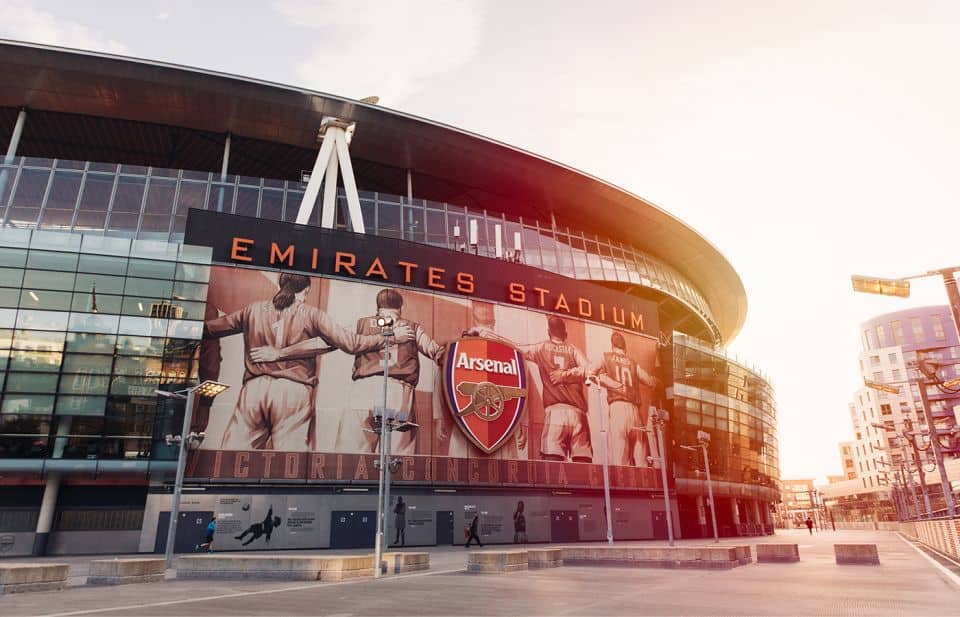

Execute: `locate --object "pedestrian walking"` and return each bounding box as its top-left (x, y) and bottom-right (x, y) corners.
top-left (393, 496), bottom-right (407, 547)
top-left (464, 514), bottom-right (482, 548)
top-left (805, 516), bottom-right (814, 535)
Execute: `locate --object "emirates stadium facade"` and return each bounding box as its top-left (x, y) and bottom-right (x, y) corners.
top-left (0, 40), bottom-right (779, 556)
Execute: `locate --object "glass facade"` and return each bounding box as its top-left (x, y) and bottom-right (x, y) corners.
top-left (0, 227), bottom-right (210, 472)
top-left (670, 333), bottom-right (780, 496)
top-left (0, 156), bottom-right (719, 342)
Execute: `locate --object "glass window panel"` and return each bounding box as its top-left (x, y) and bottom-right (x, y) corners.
top-left (11, 329), bottom-right (65, 351)
top-left (77, 254), bottom-right (127, 276)
top-left (377, 201), bottom-right (401, 236)
top-left (140, 179), bottom-right (176, 233)
top-left (23, 269), bottom-right (75, 292)
top-left (283, 189), bottom-right (304, 222)
top-left (175, 181), bottom-right (206, 216)
top-left (74, 292), bottom-right (124, 316)
top-left (124, 277), bottom-right (173, 298)
top-left (172, 281), bottom-right (208, 302)
top-left (403, 203), bottom-right (425, 243)
top-left (177, 244), bottom-right (211, 265)
top-left (206, 184), bottom-right (235, 213)
top-left (16, 309), bottom-right (69, 331)
top-left (111, 176), bottom-right (145, 213)
top-left (117, 315), bottom-right (168, 337)
top-left (55, 396), bottom-right (107, 415)
top-left (168, 300), bottom-right (205, 321)
top-left (175, 263), bottom-right (210, 283)
top-left (9, 349), bottom-right (62, 372)
top-left (61, 354), bottom-right (113, 374)
top-left (116, 335), bottom-right (164, 356)
top-left (1, 394), bottom-right (55, 414)
top-left (113, 355), bottom-right (164, 377)
top-left (40, 171), bottom-right (82, 229)
top-left (234, 186), bottom-right (259, 218)
top-left (0, 415), bottom-right (51, 435)
top-left (425, 209), bottom-right (447, 247)
top-left (0, 308), bottom-right (17, 328)
top-left (0, 287), bottom-right (18, 308)
top-left (20, 289), bottom-right (72, 311)
top-left (6, 168), bottom-right (50, 226)
top-left (120, 164), bottom-right (148, 175)
top-left (5, 372), bottom-right (59, 392)
top-left (0, 247), bottom-right (27, 268)
top-left (104, 414), bottom-right (155, 437)
top-left (181, 170), bottom-right (209, 182)
top-left (0, 267), bottom-right (24, 287)
top-left (121, 297), bottom-right (157, 317)
top-left (27, 250), bottom-right (79, 272)
top-left (67, 312), bottom-right (119, 334)
top-left (110, 375), bottom-right (161, 396)
top-left (126, 258), bottom-right (176, 280)
top-left (260, 188), bottom-right (283, 221)
top-left (0, 329), bottom-right (12, 347)
top-left (74, 173), bottom-right (114, 230)
top-left (167, 319), bottom-right (202, 340)
top-left (58, 373), bottom-right (110, 395)
top-left (64, 332), bottom-right (116, 354)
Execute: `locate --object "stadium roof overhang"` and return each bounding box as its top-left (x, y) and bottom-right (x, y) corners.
top-left (0, 40), bottom-right (747, 344)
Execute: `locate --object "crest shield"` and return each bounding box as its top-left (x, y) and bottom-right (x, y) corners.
top-left (442, 337), bottom-right (528, 454)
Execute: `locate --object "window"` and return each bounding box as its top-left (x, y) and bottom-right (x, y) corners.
top-left (911, 317), bottom-right (925, 343)
top-left (888, 353), bottom-right (897, 364)
top-left (873, 371), bottom-right (883, 382)
top-left (870, 355), bottom-right (880, 367)
top-left (891, 320), bottom-right (905, 344)
top-left (932, 314), bottom-right (946, 340)
top-left (892, 369), bottom-right (902, 380)
top-left (876, 325), bottom-right (887, 347)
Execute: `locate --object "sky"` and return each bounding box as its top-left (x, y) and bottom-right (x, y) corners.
top-left (1, 0), bottom-right (959, 483)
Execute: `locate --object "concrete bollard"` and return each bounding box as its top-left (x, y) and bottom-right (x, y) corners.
top-left (87, 558), bottom-right (166, 585)
top-left (467, 550), bottom-right (528, 573)
top-left (0, 563), bottom-right (69, 595)
top-left (756, 544), bottom-right (800, 563)
top-left (834, 544), bottom-right (880, 565)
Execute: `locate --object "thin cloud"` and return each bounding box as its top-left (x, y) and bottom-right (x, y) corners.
top-left (0, 0), bottom-right (128, 54)
top-left (272, 0), bottom-right (484, 103)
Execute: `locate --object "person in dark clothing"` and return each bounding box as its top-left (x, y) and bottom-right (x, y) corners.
top-left (513, 501), bottom-right (527, 544)
top-left (393, 497), bottom-right (407, 546)
top-left (196, 517), bottom-right (216, 552)
top-left (805, 516), bottom-right (814, 535)
top-left (464, 514), bottom-right (482, 548)
top-left (235, 506), bottom-right (281, 546)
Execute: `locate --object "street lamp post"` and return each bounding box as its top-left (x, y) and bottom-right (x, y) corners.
top-left (587, 376), bottom-right (614, 544)
top-left (647, 407), bottom-right (674, 545)
top-left (914, 359), bottom-right (957, 517)
top-left (681, 430), bottom-right (717, 543)
top-left (373, 315), bottom-right (395, 579)
top-left (872, 422), bottom-right (930, 519)
top-left (156, 380), bottom-right (229, 568)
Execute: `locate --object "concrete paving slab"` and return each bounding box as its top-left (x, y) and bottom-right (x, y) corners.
top-left (0, 530), bottom-right (956, 616)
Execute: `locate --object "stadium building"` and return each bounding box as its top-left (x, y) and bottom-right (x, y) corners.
top-left (0, 41), bottom-right (779, 556)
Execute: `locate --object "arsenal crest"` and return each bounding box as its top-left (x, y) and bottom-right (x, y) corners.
top-left (441, 337), bottom-right (528, 454)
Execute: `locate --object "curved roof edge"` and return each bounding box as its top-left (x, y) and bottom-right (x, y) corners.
top-left (0, 39), bottom-right (747, 343)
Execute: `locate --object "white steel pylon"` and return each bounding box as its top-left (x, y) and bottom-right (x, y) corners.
top-left (296, 117), bottom-right (366, 233)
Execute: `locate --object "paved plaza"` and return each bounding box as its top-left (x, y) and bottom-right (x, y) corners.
top-left (1, 530), bottom-right (958, 616)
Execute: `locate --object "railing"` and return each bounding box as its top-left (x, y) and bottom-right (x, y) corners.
top-left (899, 517), bottom-right (960, 561)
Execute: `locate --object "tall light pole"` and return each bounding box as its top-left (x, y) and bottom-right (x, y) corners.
top-left (370, 316), bottom-right (416, 578)
top-left (871, 421), bottom-right (931, 519)
top-left (372, 315), bottom-right (395, 579)
top-left (681, 430), bottom-right (717, 542)
top-left (915, 355), bottom-right (957, 517)
top-left (647, 407), bottom-right (674, 545)
top-left (587, 376), bottom-right (614, 544)
top-left (156, 380), bottom-right (229, 568)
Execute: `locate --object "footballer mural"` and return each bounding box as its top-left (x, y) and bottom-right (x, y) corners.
top-left (190, 266), bottom-right (663, 490)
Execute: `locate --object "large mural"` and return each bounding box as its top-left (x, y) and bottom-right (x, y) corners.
top-left (187, 266), bottom-right (666, 491)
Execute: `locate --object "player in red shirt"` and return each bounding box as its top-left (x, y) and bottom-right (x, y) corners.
top-left (206, 273), bottom-right (412, 451)
top-left (591, 331), bottom-right (657, 466)
top-left (521, 317), bottom-right (592, 463)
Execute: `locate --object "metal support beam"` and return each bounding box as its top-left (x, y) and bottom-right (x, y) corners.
top-left (297, 117), bottom-right (365, 233)
top-left (32, 471), bottom-right (59, 556)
